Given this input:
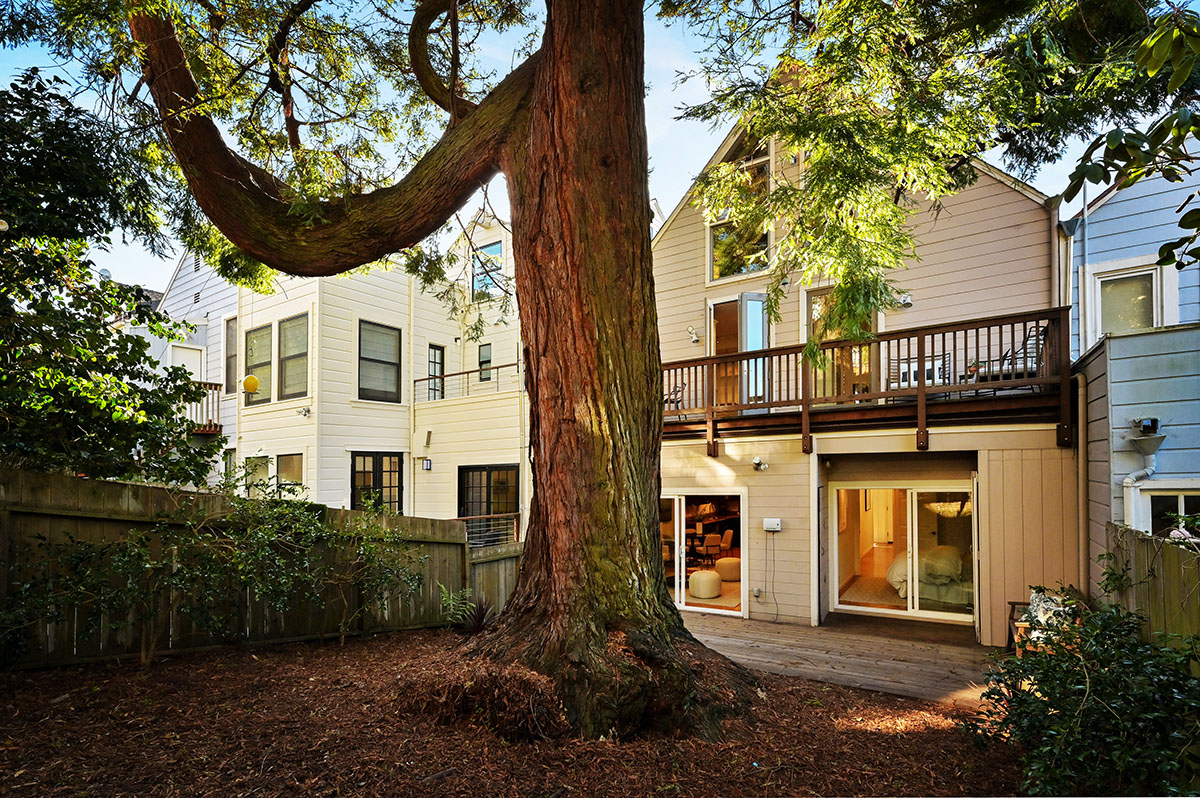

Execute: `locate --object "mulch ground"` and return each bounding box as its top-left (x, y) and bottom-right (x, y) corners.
top-left (0, 629), bottom-right (1017, 797)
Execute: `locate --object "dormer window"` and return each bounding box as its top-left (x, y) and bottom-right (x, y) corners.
top-left (710, 137), bottom-right (771, 282)
top-left (472, 240), bottom-right (504, 302)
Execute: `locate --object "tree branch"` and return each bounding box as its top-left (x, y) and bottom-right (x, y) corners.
top-left (409, 0), bottom-right (478, 120)
top-left (266, 0), bottom-right (318, 94)
top-left (128, 12), bottom-right (538, 275)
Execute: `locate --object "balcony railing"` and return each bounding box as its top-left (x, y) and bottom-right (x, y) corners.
top-left (662, 307), bottom-right (1071, 452)
top-left (185, 381), bottom-right (223, 435)
top-left (414, 361), bottom-right (522, 403)
top-left (457, 512), bottom-right (520, 548)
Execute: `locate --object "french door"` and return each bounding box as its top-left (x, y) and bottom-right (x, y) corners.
top-left (710, 293), bottom-right (769, 410)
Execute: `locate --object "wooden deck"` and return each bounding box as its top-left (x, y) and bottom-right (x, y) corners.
top-left (684, 612), bottom-right (997, 710)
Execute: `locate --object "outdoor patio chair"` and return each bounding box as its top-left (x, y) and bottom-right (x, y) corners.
top-left (663, 383), bottom-right (685, 412)
top-left (977, 325), bottom-right (1048, 388)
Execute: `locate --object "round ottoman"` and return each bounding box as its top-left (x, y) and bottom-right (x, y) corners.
top-left (689, 570), bottom-right (722, 599)
top-left (715, 557), bottom-right (741, 582)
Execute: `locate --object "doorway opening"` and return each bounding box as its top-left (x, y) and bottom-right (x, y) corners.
top-left (660, 494), bottom-right (744, 614)
top-left (710, 294), bottom-right (768, 409)
top-left (833, 485), bottom-right (975, 622)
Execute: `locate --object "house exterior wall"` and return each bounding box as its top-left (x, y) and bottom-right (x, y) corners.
top-left (662, 425), bottom-right (1076, 648)
top-left (653, 165), bottom-right (1054, 364)
top-left (1070, 170), bottom-right (1200, 357)
top-left (1077, 341), bottom-right (1111, 592)
top-left (235, 277), bottom-right (319, 489)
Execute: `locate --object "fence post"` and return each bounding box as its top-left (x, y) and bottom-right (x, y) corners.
top-left (916, 333), bottom-right (928, 450)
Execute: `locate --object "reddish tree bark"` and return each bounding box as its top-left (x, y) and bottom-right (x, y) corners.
top-left (129, 0), bottom-right (751, 737)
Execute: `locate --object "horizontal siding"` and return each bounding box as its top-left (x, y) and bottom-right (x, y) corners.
top-left (1077, 342), bottom-right (1111, 592)
top-left (662, 438), bottom-right (812, 623)
top-left (1107, 325), bottom-right (1200, 492)
top-left (652, 163), bottom-right (1053, 365)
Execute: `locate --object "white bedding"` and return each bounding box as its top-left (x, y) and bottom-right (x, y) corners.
top-left (885, 545), bottom-right (969, 600)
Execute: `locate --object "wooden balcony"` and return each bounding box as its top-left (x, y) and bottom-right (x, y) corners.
top-left (185, 381), bottom-right (223, 435)
top-left (662, 307), bottom-right (1072, 454)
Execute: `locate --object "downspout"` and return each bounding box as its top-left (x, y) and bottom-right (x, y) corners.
top-left (1080, 184), bottom-right (1089, 345)
top-left (1048, 200), bottom-right (1061, 307)
top-left (1122, 431), bottom-right (1167, 529)
top-left (1075, 372), bottom-right (1089, 597)
top-left (408, 273), bottom-right (416, 517)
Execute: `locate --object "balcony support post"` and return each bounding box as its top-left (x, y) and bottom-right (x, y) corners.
top-left (705, 360), bottom-right (717, 457)
top-left (916, 334), bottom-right (929, 450)
top-left (801, 357), bottom-right (812, 454)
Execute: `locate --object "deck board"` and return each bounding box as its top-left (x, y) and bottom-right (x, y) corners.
top-left (684, 613), bottom-right (997, 710)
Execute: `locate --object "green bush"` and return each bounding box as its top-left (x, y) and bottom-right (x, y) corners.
top-left (967, 589), bottom-right (1200, 796)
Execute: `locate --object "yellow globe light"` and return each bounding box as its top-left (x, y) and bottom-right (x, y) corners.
top-left (242, 374), bottom-right (260, 394)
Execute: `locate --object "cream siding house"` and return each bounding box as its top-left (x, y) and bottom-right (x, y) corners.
top-left (653, 130), bottom-right (1078, 647)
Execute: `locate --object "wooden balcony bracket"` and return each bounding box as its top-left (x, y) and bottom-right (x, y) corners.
top-left (705, 360), bottom-right (718, 457)
top-left (801, 359), bottom-right (813, 454)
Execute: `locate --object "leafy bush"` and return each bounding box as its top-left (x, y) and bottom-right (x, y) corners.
top-left (1, 470), bottom-right (426, 665)
top-left (967, 588), bottom-right (1200, 796)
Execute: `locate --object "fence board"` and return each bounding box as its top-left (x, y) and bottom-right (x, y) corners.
top-left (1108, 523), bottom-right (1200, 641)
top-left (1, 469), bottom-right (522, 669)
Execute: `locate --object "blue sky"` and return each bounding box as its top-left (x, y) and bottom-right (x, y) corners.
top-left (1, 16), bottom-right (1088, 291)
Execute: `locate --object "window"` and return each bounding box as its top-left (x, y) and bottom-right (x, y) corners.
top-left (278, 313), bottom-right (308, 399)
top-left (428, 344), bottom-right (445, 400)
top-left (350, 452), bottom-right (403, 512)
top-left (1149, 493), bottom-right (1200, 534)
top-left (223, 448), bottom-right (236, 474)
top-left (358, 321), bottom-right (401, 402)
top-left (245, 455), bottom-right (270, 498)
top-left (224, 317), bottom-right (238, 394)
top-left (245, 324), bottom-right (272, 406)
top-left (1099, 272), bottom-right (1155, 335)
top-left (458, 465), bottom-right (520, 517)
top-left (709, 137), bottom-right (770, 281)
top-left (472, 240), bottom-right (504, 301)
top-left (276, 453), bottom-right (303, 488)
top-left (478, 343), bottom-right (492, 382)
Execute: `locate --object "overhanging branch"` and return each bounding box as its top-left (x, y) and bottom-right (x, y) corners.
top-left (128, 12), bottom-right (538, 276)
top-left (410, 0), bottom-right (479, 120)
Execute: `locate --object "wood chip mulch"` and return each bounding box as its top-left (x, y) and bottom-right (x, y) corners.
top-left (0, 629), bottom-right (1017, 797)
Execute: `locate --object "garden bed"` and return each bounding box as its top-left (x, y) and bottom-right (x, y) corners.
top-left (0, 629), bottom-right (1016, 797)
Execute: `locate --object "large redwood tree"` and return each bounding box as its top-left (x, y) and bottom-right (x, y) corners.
top-left (127, 0), bottom-right (740, 736)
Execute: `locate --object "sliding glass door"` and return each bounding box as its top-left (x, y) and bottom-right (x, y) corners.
top-left (832, 484), bottom-right (976, 622)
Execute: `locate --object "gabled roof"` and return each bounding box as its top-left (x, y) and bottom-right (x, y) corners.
top-left (651, 123), bottom-right (1052, 249)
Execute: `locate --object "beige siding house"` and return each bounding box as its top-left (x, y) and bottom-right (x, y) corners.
top-left (653, 130), bottom-right (1078, 648)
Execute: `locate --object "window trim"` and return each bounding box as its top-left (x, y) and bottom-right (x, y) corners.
top-left (1084, 258), bottom-right (1180, 347)
top-left (357, 320), bottom-right (402, 403)
top-left (457, 464), bottom-right (521, 518)
top-left (428, 344), bottom-right (445, 400)
top-left (471, 239), bottom-right (505, 303)
top-left (1127, 479), bottom-right (1200, 531)
top-left (350, 451), bottom-right (404, 513)
top-left (222, 315), bottom-right (238, 395)
top-left (244, 323), bottom-right (273, 406)
top-left (478, 342), bottom-right (493, 382)
top-left (277, 312), bottom-right (309, 400)
top-left (704, 138), bottom-right (775, 287)
top-left (276, 453), bottom-right (303, 488)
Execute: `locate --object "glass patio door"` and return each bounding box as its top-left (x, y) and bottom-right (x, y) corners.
top-left (908, 490), bottom-right (975, 617)
top-left (711, 294), bottom-right (769, 411)
top-left (659, 496), bottom-right (685, 605)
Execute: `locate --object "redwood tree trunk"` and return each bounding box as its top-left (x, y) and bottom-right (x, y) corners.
top-left (475, 0), bottom-right (749, 738)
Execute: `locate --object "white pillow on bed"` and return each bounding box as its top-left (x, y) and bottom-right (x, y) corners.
top-left (920, 545), bottom-right (963, 584)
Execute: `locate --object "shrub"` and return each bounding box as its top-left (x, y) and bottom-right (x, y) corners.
top-left (967, 589), bottom-right (1200, 796)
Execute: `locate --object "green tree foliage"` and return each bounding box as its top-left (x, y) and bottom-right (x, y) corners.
top-left (1067, 8), bottom-right (1200, 269)
top-left (664, 0), bottom-right (1192, 343)
top-left (0, 72), bottom-right (221, 484)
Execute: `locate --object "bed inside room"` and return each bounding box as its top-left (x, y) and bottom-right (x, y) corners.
top-left (836, 488), bottom-right (974, 618)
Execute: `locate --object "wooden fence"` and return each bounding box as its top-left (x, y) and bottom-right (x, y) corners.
top-left (1107, 522), bottom-right (1200, 640)
top-left (0, 469), bottom-right (523, 669)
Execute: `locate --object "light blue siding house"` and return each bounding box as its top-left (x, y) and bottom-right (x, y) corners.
top-left (1068, 171), bottom-right (1200, 590)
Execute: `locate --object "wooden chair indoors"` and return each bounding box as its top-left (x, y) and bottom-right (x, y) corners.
top-left (719, 529), bottom-right (733, 557)
top-left (702, 533), bottom-right (722, 565)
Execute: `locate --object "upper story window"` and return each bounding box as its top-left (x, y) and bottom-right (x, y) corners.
top-left (428, 344), bottom-right (445, 400)
top-left (478, 342), bottom-right (493, 382)
top-left (359, 320), bottom-right (401, 402)
top-left (472, 240), bottom-right (504, 302)
top-left (278, 313), bottom-right (309, 400)
top-left (245, 324), bottom-right (272, 406)
top-left (1099, 271), bottom-right (1155, 335)
top-left (710, 137), bottom-right (771, 282)
top-left (224, 317), bottom-right (238, 395)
